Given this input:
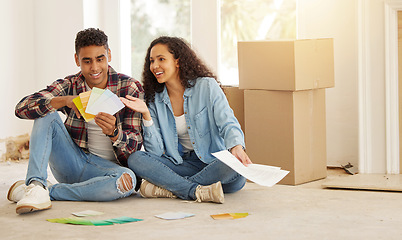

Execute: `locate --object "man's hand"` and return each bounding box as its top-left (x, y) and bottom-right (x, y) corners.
top-left (95, 112), bottom-right (117, 139)
top-left (50, 96), bottom-right (81, 118)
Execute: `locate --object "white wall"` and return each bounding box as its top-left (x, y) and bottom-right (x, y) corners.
top-left (298, 0), bottom-right (360, 168)
top-left (0, 0), bottom-right (123, 140)
top-left (1, 0), bottom-right (36, 139)
top-left (298, 0), bottom-right (399, 173)
top-left (33, 0), bottom-right (84, 89)
top-left (0, 0), bottom-right (83, 140)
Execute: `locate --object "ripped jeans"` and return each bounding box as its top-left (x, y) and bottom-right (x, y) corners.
top-left (26, 112), bottom-right (136, 201)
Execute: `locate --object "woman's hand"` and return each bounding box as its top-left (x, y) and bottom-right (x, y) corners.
top-left (230, 145), bottom-right (252, 166)
top-left (120, 95), bottom-right (151, 120)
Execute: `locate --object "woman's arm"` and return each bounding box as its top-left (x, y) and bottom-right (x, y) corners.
top-left (208, 80), bottom-right (252, 166)
top-left (120, 96), bottom-right (165, 156)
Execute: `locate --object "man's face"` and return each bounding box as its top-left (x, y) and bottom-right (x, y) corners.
top-left (75, 45), bottom-right (111, 89)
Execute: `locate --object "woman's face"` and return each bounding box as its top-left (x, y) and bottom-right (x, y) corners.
top-left (149, 43), bottom-right (180, 85)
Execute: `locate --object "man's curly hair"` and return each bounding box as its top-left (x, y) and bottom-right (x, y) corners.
top-left (75, 28), bottom-right (109, 54)
top-left (142, 36), bottom-right (220, 104)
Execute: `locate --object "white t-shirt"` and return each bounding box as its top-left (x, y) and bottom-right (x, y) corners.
top-left (86, 120), bottom-right (117, 163)
top-left (84, 83), bottom-right (117, 163)
top-left (174, 114), bottom-right (194, 152)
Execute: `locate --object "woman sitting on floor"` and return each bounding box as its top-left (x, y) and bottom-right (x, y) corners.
top-left (121, 36), bottom-right (252, 203)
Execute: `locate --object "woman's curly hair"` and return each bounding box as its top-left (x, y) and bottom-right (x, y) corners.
top-left (142, 36), bottom-right (220, 104)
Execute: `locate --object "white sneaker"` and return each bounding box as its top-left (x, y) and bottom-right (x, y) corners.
top-left (16, 184), bottom-right (52, 214)
top-left (7, 180), bottom-right (26, 203)
top-left (7, 180), bottom-right (53, 203)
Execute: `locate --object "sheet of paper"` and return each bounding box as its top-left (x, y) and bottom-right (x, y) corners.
top-left (155, 212), bottom-right (195, 220)
top-left (212, 150), bottom-right (289, 187)
top-left (71, 210), bottom-right (104, 217)
top-left (85, 89), bottom-right (124, 115)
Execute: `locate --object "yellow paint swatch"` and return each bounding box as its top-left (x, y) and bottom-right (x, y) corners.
top-left (229, 213), bottom-right (249, 219)
top-left (73, 96), bottom-right (95, 122)
top-left (79, 91), bottom-right (92, 109)
top-left (211, 213), bottom-right (249, 220)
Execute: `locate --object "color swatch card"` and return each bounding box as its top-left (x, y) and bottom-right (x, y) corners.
top-left (85, 87), bottom-right (125, 115)
top-left (86, 87), bottom-right (105, 110)
top-left (73, 87), bottom-right (125, 122)
top-left (73, 95), bottom-right (95, 122)
top-left (211, 213), bottom-right (249, 220)
top-left (46, 216), bottom-right (143, 226)
top-left (79, 91), bottom-right (92, 110)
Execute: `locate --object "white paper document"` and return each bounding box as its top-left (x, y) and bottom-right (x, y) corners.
top-left (212, 150), bottom-right (289, 187)
top-left (154, 212), bottom-right (195, 220)
top-left (71, 210), bottom-right (104, 217)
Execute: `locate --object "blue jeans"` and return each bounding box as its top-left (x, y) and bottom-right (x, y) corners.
top-left (26, 112), bottom-right (136, 201)
top-left (128, 150), bottom-right (246, 200)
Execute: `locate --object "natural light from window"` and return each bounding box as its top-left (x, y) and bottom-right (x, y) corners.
top-left (130, 0), bottom-right (191, 82)
top-left (220, 0), bottom-right (296, 86)
top-left (130, 0), bottom-right (295, 86)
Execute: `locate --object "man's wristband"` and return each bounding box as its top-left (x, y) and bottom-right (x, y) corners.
top-left (106, 127), bottom-right (119, 138)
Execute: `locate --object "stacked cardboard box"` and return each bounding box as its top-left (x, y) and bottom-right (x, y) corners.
top-left (223, 86), bottom-right (245, 134)
top-left (237, 39), bottom-right (334, 185)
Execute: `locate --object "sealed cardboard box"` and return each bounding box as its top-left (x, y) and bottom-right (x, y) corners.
top-left (238, 39), bottom-right (334, 91)
top-left (244, 89), bottom-right (327, 185)
top-left (223, 86), bottom-right (245, 134)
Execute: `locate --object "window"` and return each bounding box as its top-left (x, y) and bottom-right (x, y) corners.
top-left (220, 0), bottom-right (296, 85)
top-left (129, 0), bottom-right (295, 85)
top-left (130, 0), bottom-right (191, 81)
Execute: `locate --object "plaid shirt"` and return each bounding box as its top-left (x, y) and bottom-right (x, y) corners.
top-left (15, 66), bottom-right (144, 167)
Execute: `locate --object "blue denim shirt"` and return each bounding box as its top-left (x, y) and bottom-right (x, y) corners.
top-left (142, 77), bottom-right (245, 165)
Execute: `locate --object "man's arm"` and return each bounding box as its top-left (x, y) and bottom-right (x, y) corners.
top-left (15, 79), bottom-right (73, 119)
top-left (50, 96), bottom-right (81, 118)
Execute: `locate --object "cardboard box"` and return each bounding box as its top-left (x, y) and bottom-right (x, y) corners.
top-left (244, 89), bottom-right (327, 185)
top-left (238, 39), bottom-right (334, 91)
top-left (223, 86), bottom-right (245, 134)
